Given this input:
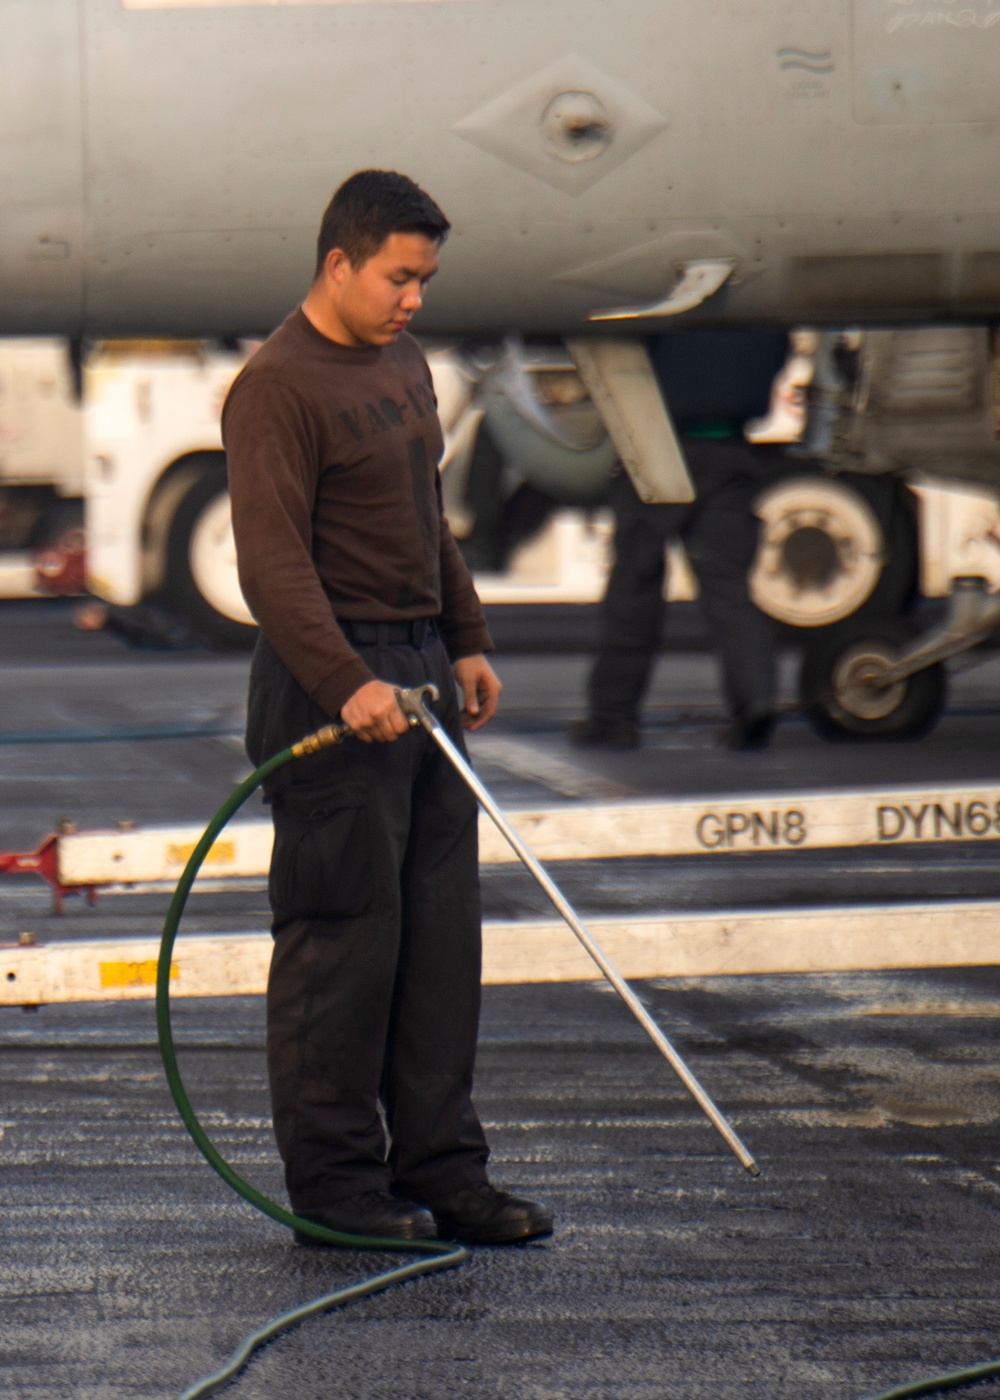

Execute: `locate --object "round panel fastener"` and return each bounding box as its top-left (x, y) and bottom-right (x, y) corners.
top-left (541, 91), bottom-right (614, 164)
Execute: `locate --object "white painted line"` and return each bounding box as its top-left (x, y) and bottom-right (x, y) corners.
top-left (6, 899), bottom-right (1000, 1004)
top-left (53, 781), bottom-right (1000, 890)
top-left (469, 734), bottom-right (631, 800)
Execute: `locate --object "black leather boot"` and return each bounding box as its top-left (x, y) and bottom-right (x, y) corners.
top-left (568, 717), bottom-right (640, 751)
top-left (424, 1182), bottom-right (553, 1245)
top-left (722, 710), bottom-right (776, 751)
top-left (293, 1190), bottom-right (437, 1245)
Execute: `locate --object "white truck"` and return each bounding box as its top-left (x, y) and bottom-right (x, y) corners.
top-left (0, 337), bottom-right (253, 643)
top-left (0, 337), bottom-right (626, 644)
top-left (4, 333), bottom-right (1000, 741)
top-left (0, 339), bottom-right (87, 602)
top-left (83, 340), bottom-right (254, 646)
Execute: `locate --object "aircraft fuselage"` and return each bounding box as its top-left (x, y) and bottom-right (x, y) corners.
top-left (5, 0), bottom-right (1000, 337)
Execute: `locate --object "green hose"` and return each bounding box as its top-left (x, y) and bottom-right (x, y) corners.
top-left (861, 1360), bottom-right (1000, 1400)
top-left (156, 733), bottom-right (468, 1400)
top-left (156, 727), bottom-right (999, 1400)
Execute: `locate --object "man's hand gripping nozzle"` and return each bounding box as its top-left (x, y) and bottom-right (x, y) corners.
top-left (396, 682), bottom-right (443, 733)
top-left (391, 682), bottom-right (760, 1177)
top-left (290, 684), bottom-right (442, 757)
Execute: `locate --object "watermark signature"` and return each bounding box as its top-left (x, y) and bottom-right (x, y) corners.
top-left (883, 0), bottom-right (1000, 32)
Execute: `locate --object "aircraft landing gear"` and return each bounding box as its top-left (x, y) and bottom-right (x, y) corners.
top-left (800, 617), bottom-right (947, 741)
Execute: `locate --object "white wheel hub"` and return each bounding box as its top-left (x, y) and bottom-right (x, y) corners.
top-left (750, 477), bottom-right (885, 627)
top-left (831, 641), bottom-right (906, 720)
top-left (188, 492), bottom-right (254, 626)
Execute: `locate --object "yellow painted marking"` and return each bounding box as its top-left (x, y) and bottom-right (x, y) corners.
top-left (166, 839), bottom-right (236, 867)
top-left (100, 959), bottom-right (177, 988)
top-left (85, 575), bottom-right (115, 602)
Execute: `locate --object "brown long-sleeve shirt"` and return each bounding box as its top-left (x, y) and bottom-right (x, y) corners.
top-left (222, 309), bottom-right (492, 719)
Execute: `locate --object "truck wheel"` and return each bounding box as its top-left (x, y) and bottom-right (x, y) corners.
top-left (165, 466), bottom-right (256, 649)
top-left (800, 618), bottom-right (946, 741)
top-left (751, 475), bottom-right (918, 630)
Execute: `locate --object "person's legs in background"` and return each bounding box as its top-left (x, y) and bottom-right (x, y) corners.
top-left (682, 441), bottom-right (777, 749)
top-left (571, 441), bottom-right (777, 751)
top-left (571, 472), bottom-right (684, 750)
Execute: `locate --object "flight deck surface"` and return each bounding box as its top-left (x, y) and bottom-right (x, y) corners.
top-left (6, 977), bottom-right (1000, 1400)
top-left (3, 600), bottom-right (1000, 1400)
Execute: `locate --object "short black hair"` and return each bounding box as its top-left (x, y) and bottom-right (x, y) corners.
top-left (315, 170), bottom-right (450, 276)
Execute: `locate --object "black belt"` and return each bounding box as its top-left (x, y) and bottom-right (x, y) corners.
top-left (339, 617), bottom-right (438, 648)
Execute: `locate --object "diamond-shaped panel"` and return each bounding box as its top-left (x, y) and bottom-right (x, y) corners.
top-left (451, 52), bottom-right (668, 196)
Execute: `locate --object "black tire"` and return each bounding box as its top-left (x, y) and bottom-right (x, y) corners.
top-left (800, 617), bottom-right (946, 741)
top-left (852, 475), bottom-right (919, 621)
top-left (165, 464), bottom-right (257, 650)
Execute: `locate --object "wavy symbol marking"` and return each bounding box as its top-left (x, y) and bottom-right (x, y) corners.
top-left (777, 46), bottom-right (835, 72)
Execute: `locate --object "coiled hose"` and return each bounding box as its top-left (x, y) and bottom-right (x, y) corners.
top-left (156, 732), bottom-right (468, 1400)
top-left (156, 728), bottom-right (1000, 1400)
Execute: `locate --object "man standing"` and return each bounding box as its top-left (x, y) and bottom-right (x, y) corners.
top-left (223, 170), bottom-right (551, 1246)
top-left (571, 331), bottom-right (788, 753)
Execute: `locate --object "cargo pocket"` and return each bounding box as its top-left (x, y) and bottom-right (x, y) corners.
top-left (270, 785), bottom-right (374, 921)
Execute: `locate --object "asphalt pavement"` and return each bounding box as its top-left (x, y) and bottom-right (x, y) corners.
top-left (4, 600), bottom-right (1000, 1400)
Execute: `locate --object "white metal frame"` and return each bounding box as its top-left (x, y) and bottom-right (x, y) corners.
top-left (6, 900), bottom-right (1000, 1006)
top-left (49, 780), bottom-right (1000, 893)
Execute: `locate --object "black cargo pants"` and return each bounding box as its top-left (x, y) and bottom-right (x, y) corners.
top-left (246, 622), bottom-right (490, 1210)
top-left (589, 437), bottom-right (776, 726)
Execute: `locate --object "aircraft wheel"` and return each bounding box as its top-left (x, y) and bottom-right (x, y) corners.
top-left (751, 475), bottom-right (918, 630)
top-left (165, 466), bottom-right (256, 649)
top-left (800, 618), bottom-right (946, 741)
